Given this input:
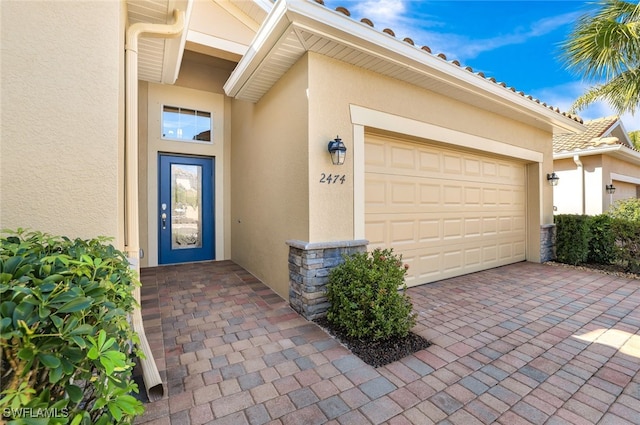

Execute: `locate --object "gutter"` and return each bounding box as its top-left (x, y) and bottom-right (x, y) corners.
top-left (224, 0), bottom-right (584, 135)
top-left (573, 155), bottom-right (585, 215)
top-left (124, 9), bottom-right (185, 402)
top-left (554, 144), bottom-right (640, 164)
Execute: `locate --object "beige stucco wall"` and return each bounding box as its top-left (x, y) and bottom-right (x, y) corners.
top-left (554, 153), bottom-right (640, 215)
top-left (612, 181), bottom-right (638, 204)
top-left (553, 157), bottom-right (585, 214)
top-left (1, 0), bottom-right (124, 243)
top-left (138, 81), bottom-right (228, 267)
top-left (230, 57), bottom-right (310, 299)
top-left (231, 52), bottom-right (556, 298)
top-left (604, 154), bottom-right (640, 207)
top-left (307, 53), bottom-right (554, 255)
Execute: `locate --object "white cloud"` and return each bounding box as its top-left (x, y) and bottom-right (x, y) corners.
top-left (324, 1), bottom-right (582, 61)
top-left (321, 1), bottom-right (639, 132)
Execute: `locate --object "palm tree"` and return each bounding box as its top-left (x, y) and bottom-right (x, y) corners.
top-left (630, 130), bottom-right (640, 149)
top-left (561, 0), bottom-right (640, 115)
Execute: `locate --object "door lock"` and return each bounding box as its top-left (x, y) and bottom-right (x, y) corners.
top-left (161, 212), bottom-right (167, 230)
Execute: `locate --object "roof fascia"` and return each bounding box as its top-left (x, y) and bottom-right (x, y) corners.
top-left (225, 0), bottom-right (584, 133)
top-left (605, 118), bottom-right (635, 148)
top-left (554, 144), bottom-right (640, 165)
top-left (187, 29), bottom-right (248, 56)
top-left (158, 0), bottom-right (192, 84)
top-left (223, 0), bottom-right (289, 97)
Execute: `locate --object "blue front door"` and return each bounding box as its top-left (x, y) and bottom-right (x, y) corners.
top-left (159, 154), bottom-right (214, 264)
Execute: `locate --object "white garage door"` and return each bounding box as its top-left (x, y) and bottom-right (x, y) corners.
top-left (365, 134), bottom-right (527, 287)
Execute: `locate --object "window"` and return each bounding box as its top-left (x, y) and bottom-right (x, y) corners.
top-left (162, 105), bottom-right (212, 142)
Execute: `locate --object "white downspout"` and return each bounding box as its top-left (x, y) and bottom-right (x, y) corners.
top-left (573, 154), bottom-right (584, 214)
top-left (125, 9), bottom-right (184, 402)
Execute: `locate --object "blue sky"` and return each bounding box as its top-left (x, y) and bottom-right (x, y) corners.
top-left (322, 0), bottom-right (639, 131)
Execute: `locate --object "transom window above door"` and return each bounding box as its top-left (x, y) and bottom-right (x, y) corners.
top-left (162, 105), bottom-right (212, 142)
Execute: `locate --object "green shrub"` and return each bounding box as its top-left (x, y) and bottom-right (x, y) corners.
top-left (326, 248), bottom-right (416, 341)
top-left (610, 219), bottom-right (640, 273)
top-left (587, 215), bottom-right (617, 264)
top-left (0, 230), bottom-right (144, 424)
top-left (554, 214), bottom-right (591, 265)
top-left (608, 198), bottom-right (640, 222)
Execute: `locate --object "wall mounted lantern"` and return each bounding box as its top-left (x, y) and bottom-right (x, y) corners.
top-left (547, 172), bottom-right (559, 186)
top-left (328, 136), bottom-right (347, 165)
top-left (605, 184), bottom-right (616, 195)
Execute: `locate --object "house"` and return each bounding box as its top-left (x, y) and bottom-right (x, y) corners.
top-left (553, 116), bottom-right (640, 215)
top-left (1, 0), bottom-right (585, 309)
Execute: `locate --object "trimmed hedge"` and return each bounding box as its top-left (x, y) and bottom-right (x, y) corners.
top-left (554, 214), bottom-right (591, 265)
top-left (611, 219), bottom-right (640, 273)
top-left (587, 214), bottom-right (617, 265)
top-left (0, 230), bottom-right (144, 424)
top-left (554, 213), bottom-right (640, 273)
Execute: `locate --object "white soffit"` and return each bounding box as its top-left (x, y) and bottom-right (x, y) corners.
top-left (228, 0), bottom-right (272, 27)
top-left (224, 0), bottom-right (584, 135)
top-left (127, 0), bottom-right (192, 84)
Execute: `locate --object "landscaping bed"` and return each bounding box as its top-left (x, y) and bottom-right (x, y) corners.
top-left (314, 316), bottom-right (430, 368)
top-left (545, 261), bottom-right (640, 280)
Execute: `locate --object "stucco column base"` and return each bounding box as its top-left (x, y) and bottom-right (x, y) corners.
top-left (540, 224), bottom-right (556, 262)
top-left (286, 239), bottom-right (368, 320)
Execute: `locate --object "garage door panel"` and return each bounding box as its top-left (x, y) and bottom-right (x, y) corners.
top-left (465, 248), bottom-right (481, 267)
top-left (365, 140), bottom-right (386, 166)
top-left (419, 220), bottom-right (440, 241)
top-left (465, 218), bottom-right (481, 236)
top-left (391, 182), bottom-right (416, 205)
top-left (366, 175), bottom-right (524, 211)
top-left (444, 155), bottom-right (463, 174)
top-left (464, 158), bottom-right (482, 176)
top-left (419, 151), bottom-right (441, 172)
top-left (389, 220), bottom-right (418, 245)
top-left (420, 184), bottom-right (441, 205)
top-left (366, 212), bottom-right (524, 247)
top-left (365, 179), bottom-right (386, 206)
top-left (396, 237), bottom-right (525, 285)
top-left (365, 134), bottom-right (527, 287)
top-left (443, 219), bottom-right (463, 239)
top-left (390, 146), bottom-right (416, 169)
top-left (366, 135), bottom-right (525, 179)
top-left (364, 220), bottom-right (386, 245)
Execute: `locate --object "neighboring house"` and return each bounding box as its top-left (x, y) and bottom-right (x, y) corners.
top-left (2, 0), bottom-right (584, 307)
top-left (553, 116), bottom-right (640, 215)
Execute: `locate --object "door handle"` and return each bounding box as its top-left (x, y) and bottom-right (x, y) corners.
top-left (161, 213), bottom-right (167, 230)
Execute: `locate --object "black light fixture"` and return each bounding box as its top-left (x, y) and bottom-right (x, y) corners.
top-left (606, 184), bottom-right (616, 195)
top-left (547, 172), bottom-right (559, 186)
top-left (327, 136), bottom-right (347, 165)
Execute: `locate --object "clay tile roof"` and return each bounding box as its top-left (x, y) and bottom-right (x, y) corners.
top-left (324, 2), bottom-right (583, 124)
top-left (553, 116), bottom-right (620, 152)
top-left (360, 18), bottom-right (374, 27)
top-left (335, 6), bottom-right (350, 16)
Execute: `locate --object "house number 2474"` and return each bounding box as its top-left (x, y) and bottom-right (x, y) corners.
top-left (319, 173), bottom-right (346, 184)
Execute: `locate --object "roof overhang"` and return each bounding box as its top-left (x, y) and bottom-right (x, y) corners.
top-left (224, 0), bottom-right (584, 135)
top-left (126, 0), bottom-right (193, 84)
top-left (554, 144), bottom-right (640, 165)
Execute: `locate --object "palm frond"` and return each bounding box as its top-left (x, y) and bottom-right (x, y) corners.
top-left (563, 1), bottom-right (640, 116)
top-left (561, 0), bottom-right (640, 81)
top-left (570, 68), bottom-right (640, 114)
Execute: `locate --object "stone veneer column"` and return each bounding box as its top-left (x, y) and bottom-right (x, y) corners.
top-left (286, 239), bottom-right (368, 320)
top-left (540, 224), bottom-right (556, 262)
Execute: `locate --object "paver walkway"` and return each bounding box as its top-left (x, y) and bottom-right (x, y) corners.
top-left (136, 261), bottom-right (640, 425)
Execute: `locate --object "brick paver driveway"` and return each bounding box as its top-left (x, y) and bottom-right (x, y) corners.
top-left (136, 261), bottom-right (639, 425)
